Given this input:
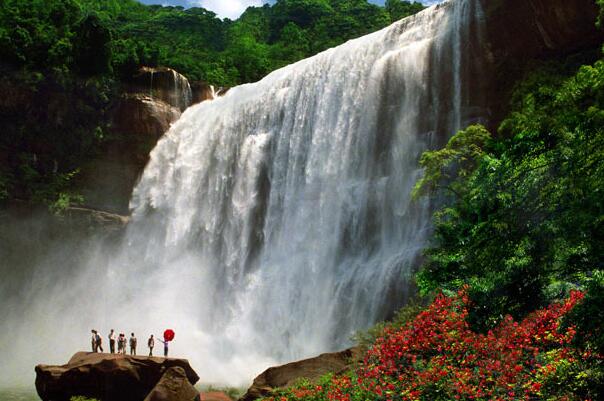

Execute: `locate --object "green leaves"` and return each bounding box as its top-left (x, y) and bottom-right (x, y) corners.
top-left (413, 124), bottom-right (492, 199)
top-left (415, 55), bottom-right (604, 332)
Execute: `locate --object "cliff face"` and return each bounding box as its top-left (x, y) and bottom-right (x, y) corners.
top-left (80, 67), bottom-right (192, 214)
top-left (479, 0), bottom-right (604, 126)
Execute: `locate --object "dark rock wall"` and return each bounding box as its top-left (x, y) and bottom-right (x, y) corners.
top-left (479, 0), bottom-right (604, 128)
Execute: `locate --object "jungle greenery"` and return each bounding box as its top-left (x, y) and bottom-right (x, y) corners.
top-left (0, 0), bottom-right (424, 208)
top-left (414, 51), bottom-right (604, 354)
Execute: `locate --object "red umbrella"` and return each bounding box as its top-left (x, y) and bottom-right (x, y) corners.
top-left (163, 329), bottom-right (175, 342)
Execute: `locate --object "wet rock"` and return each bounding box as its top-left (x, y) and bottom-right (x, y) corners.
top-left (129, 66), bottom-right (193, 111)
top-left (239, 348), bottom-right (362, 401)
top-left (35, 352), bottom-right (199, 401)
top-left (191, 81), bottom-right (230, 104)
top-left (80, 92), bottom-right (181, 214)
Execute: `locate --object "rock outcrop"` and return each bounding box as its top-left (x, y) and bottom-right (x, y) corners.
top-left (239, 348), bottom-right (362, 401)
top-left (479, 0), bottom-right (604, 127)
top-left (81, 66), bottom-right (193, 214)
top-left (129, 66), bottom-right (193, 112)
top-left (190, 81), bottom-right (230, 104)
top-left (35, 352), bottom-right (200, 401)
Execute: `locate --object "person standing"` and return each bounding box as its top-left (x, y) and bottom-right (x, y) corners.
top-left (91, 330), bottom-right (97, 352)
top-left (158, 338), bottom-right (169, 357)
top-left (130, 333), bottom-right (137, 356)
top-left (109, 329), bottom-right (116, 354)
top-left (148, 334), bottom-right (155, 357)
top-left (117, 333), bottom-right (125, 355)
top-left (95, 331), bottom-right (104, 352)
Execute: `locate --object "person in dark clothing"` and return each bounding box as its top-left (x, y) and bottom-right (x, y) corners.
top-left (158, 338), bottom-right (169, 357)
top-left (148, 334), bottom-right (155, 357)
top-left (95, 331), bottom-right (103, 352)
top-left (130, 333), bottom-right (137, 355)
top-left (109, 329), bottom-right (116, 354)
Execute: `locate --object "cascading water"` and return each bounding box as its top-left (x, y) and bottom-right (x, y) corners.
top-left (0, 0), bottom-right (488, 389)
top-left (128, 0), bottom-right (487, 377)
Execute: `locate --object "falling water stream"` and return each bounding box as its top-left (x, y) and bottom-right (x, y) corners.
top-left (0, 0), bottom-right (488, 391)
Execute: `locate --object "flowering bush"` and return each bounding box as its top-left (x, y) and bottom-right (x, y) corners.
top-left (263, 289), bottom-right (601, 401)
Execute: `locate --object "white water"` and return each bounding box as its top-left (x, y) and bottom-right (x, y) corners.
top-left (0, 0), bottom-right (487, 389)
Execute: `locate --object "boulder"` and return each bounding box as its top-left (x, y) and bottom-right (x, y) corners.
top-left (144, 366), bottom-right (200, 401)
top-left (239, 348), bottom-right (362, 401)
top-left (35, 352), bottom-right (199, 401)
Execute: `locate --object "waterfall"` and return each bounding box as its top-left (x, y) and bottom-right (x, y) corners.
top-left (127, 0), bottom-right (486, 378)
top-left (170, 69), bottom-right (193, 111)
top-left (0, 0), bottom-right (488, 388)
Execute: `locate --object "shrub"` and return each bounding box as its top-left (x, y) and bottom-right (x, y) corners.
top-left (262, 289), bottom-right (602, 401)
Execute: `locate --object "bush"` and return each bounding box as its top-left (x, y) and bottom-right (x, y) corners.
top-left (262, 290), bottom-right (601, 401)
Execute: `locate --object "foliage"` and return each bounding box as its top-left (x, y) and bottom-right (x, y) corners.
top-left (385, 0), bottom-right (425, 22)
top-left (70, 397), bottom-right (100, 401)
top-left (413, 124), bottom-right (492, 199)
top-left (352, 297), bottom-right (427, 352)
top-left (415, 57), bottom-right (604, 331)
top-left (262, 290), bottom-right (600, 401)
top-left (562, 271), bottom-right (604, 355)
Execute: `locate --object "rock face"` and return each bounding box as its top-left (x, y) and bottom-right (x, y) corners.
top-left (144, 366), bottom-right (200, 401)
top-left (479, 0), bottom-right (604, 127)
top-left (129, 66), bottom-right (193, 112)
top-left (239, 348), bottom-right (362, 401)
top-left (190, 81), bottom-right (230, 104)
top-left (81, 67), bottom-right (192, 214)
top-left (35, 352), bottom-right (200, 401)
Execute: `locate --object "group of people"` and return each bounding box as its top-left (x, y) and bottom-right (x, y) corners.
top-left (91, 329), bottom-right (171, 357)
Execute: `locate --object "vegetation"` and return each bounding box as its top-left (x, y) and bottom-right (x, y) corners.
top-left (263, 290), bottom-right (600, 401)
top-left (0, 0), bottom-right (425, 209)
top-left (414, 57), bottom-right (604, 334)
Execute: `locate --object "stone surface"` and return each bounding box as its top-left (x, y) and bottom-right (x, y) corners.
top-left (191, 81), bottom-right (230, 104)
top-left (202, 392), bottom-right (234, 401)
top-left (61, 206), bottom-right (130, 233)
top-left (239, 348), bottom-right (362, 401)
top-left (144, 366), bottom-right (200, 401)
top-left (79, 66), bottom-right (194, 214)
top-left (80, 92), bottom-right (182, 214)
top-left (129, 66), bottom-right (193, 111)
top-left (479, 0), bottom-right (604, 127)
top-left (35, 352), bottom-right (200, 401)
